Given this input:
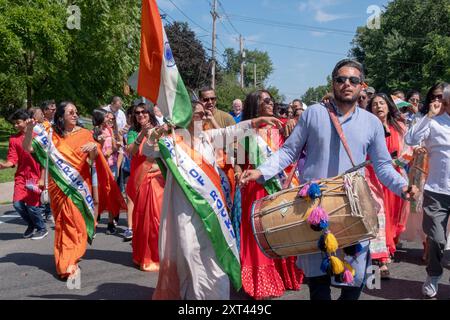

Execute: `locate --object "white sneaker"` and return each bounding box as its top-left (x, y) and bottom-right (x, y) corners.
top-left (422, 275), bottom-right (441, 298)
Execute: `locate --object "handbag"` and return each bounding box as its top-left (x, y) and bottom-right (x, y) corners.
top-left (40, 128), bottom-right (52, 205)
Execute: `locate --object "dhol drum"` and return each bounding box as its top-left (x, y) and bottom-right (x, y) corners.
top-left (252, 172), bottom-right (379, 258)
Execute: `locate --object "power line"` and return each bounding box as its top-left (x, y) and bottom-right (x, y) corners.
top-left (167, 0), bottom-right (210, 34)
top-left (217, 1), bottom-right (240, 35)
top-left (245, 39), bottom-right (347, 57)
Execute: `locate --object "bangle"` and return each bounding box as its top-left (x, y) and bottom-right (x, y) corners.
top-left (135, 139), bottom-right (142, 146)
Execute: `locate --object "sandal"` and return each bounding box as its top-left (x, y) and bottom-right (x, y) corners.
top-left (379, 264), bottom-right (390, 280)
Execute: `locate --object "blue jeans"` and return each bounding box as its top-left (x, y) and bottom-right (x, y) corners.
top-left (13, 201), bottom-right (46, 232)
top-left (308, 275), bottom-right (364, 300)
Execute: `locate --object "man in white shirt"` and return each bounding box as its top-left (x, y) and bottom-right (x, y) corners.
top-left (104, 96), bottom-right (127, 132)
top-left (405, 82), bottom-right (450, 298)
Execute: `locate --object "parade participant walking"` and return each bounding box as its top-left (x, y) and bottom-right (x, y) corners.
top-left (153, 101), bottom-right (281, 300)
top-left (126, 102), bottom-right (165, 272)
top-left (22, 101), bottom-right (126, 281)
top-left (240, 59), bottom-right (417, 300)
top-left (367, 93), bottom-right (411, 275)
top-left (405, 83), bottom-right (450, 298)
top-left (239, 90), bottom-right (303, 299)
top-left (0, 109), bottom-right (47, 240)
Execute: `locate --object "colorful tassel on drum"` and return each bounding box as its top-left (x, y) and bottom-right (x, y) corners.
top-left (307, 183), bottom-right (322, 199)
top-left (324, 232), bottom-right (338, 254)
top-left (298, 184), bottom-right (310, 197)
top-left (330, 256), bottom-right (345, 274)
top-left (320, 257), bottom-right (331, 274)
top-left (342, 262), bottom-right (355, 284)
top-left (343, 243), bottom-right (363, 257)
top-left (307, 205), bottom-right (329, 231)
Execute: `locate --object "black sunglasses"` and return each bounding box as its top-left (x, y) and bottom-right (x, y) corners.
top-left (262, 97), bottom-right (274, 105)
top-left (431, 94), bottom-right (443, 101)
top-left (135, 110), bottom-right (149, 115)
top-left (334, 76), bottom-right (362, 86)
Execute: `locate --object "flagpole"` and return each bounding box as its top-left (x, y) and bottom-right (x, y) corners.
top-left (169, 123), bottom-right (180, 167)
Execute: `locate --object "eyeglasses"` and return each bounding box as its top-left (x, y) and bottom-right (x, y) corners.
top-left (202, 97), bottom-right (217, 103)
top-left (262, 97), bottom-right (274, 105)
top-left (67, 110), bottom-right (78, 116)
top-left (134, 110), bottom-right (149, 115)
top-left (334, 76), bottom-right (362, 86)
top-left (409, 98), bottom-right (419, 103)
top-left (431, 94), bottom-right (443, 101)
top-left (359, 95), bottom-right (368, 100)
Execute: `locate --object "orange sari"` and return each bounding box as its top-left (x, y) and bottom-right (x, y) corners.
top-left (48, 128), bottom-right (126, 278)
top-left (126, 137), bottom-right (165, 271)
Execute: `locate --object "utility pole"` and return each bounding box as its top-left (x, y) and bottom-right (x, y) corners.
top-left (240, 35), bottom-right (244, 88)
top-left (211, 0), bottom-right (217, 89)
top-left (254, 63), bottom-right (257, 87)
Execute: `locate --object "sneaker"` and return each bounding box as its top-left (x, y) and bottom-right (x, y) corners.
top-left (422, 275), bottom-right (441, 298)
top-left (123, 228), bottom-right (133, 241)
top-left (46, 214), bottom-right (55, 224)
top-left (23, 226), bottom-right (35, 238)
top-left (31, 229), bottom-right (49, 240)
top-left (106, 222), bottom-right (117, 235)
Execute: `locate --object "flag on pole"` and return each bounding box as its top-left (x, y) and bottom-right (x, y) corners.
top-left (391, 95), bottom-right (411, 110)
top-left (138, 0), bottom-right (192, 128)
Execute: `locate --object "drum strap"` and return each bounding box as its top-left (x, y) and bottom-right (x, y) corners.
top-left (325, 102), bottom-right (356, 167)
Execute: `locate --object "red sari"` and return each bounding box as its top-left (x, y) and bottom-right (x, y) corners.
top-left (126, 137), bottom-right (165, 271)
top-left (240, 123), bottom-right (303, 299)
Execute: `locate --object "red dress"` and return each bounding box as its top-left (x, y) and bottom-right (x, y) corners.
top-left (240, 123), bottom-right (304, 299)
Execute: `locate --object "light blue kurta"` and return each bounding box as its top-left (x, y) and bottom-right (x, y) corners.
top-left (257, 102), bottom-right (408, 286)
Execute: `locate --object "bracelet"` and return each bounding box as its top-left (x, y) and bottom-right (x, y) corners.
top-left (135, 139), bottom-right (142, 146)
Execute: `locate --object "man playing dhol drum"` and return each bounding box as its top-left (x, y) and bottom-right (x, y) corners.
top-left (240, 59), bottom-right (418, 300)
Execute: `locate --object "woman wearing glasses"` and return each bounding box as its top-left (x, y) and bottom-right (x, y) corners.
top-left (22, 101), bottom-right (126, 281)
top-left (238, 90), bottom-right (304, 299)
top-left (125, 103), bottom-right (165, 272)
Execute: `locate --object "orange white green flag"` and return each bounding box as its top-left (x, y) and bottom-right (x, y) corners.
top-left (137, 0), bottom-right (192, 128)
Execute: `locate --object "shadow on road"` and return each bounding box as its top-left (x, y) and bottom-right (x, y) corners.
top-left (29, 283), bottom-right (154, 300)
top-left (0, 232), bottom-right (25, 241)
top-left (363, 277), bottom-right (450, 300)
top-left (83, 249), bottom-right (135, 268)
top-left (0, 252), bottom-right (59, 280)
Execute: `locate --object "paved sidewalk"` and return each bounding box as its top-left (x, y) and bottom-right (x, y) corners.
top-left (0, 181), bottom-right (13, 204)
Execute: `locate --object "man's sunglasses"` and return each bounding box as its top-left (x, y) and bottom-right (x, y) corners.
top-left (334, 76), bottom-right (362, 86)
top-left (202, 97), bottom-right (217, 102)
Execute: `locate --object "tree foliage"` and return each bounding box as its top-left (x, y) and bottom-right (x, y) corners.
top-left (223, 47), bottom-right (274, 87)
top-left (165, 21), bottom-right (212, 92)
top-left (350, 0), bottom-right (450, 94)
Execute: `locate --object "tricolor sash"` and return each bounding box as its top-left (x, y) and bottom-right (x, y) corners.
top-left (31, 125), bottom-right (96, 241)
top-left (158, 136), bottom-right (242, 290)
top-left (241, 132), bottom-right (298, 195)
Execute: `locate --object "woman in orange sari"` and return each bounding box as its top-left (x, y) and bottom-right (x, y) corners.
top-left (23, 101), bottom-right (126, 280)
top-left (126, 103), bottom-right (165, 271)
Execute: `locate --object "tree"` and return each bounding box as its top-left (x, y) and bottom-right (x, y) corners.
top-left (301, 85), bottom-right (329, 106)
top-left (223, 48), bottom-right (274, 87)
top-left (350, 0), bottom-right (450, 94)
top-left (165, 21), bottom-right (211, 92)
top-left (0, 0), bottom-right (71, 113)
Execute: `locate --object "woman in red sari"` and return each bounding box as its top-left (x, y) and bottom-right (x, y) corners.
top-left (367, 93), bottom-right (410, 267)
top-left (239, 90), bottom-right (303, 299)
top-left (126, 103), bottom-right (165, 272)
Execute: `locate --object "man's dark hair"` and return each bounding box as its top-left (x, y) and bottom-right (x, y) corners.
top-left (8, 108), bottom-right (30, 123)
top-left (392, 90), bottom-right (405, 97)
top-left (40, 99), bottom-right (55, 111)
top-left (198, 86), bottom-right (215, 98)
top-left (331, 59), bottom-right (365, 83)
top-left (292, 99), bottom-right (303, 105)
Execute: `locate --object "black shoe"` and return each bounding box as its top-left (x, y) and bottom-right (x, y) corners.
top-left (106, 222), bottom-right (117, 235)
top-left (23, 226), bottom-right (35, 238)
top-left (31, 229), bottom-right (48, 240)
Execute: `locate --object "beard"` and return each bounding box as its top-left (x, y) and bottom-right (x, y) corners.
top-left (334, 89), bottom-right (360, 105)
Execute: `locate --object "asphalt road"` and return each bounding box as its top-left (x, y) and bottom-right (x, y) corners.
top-left (1, 204), bottom-right (449, 300)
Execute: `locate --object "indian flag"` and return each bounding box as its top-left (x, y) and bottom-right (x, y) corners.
top-left (137, 0), bottom-right (192, 128)
top-left (391, 95), bottom-right (411, 109)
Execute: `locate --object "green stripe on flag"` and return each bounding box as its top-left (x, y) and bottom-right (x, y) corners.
top-left (242, 136), bottom-right (282, 195)
top-left (32, 140), bottom-right (95, 243)
top-left (158, 139), bottom-right (242, 290)
top-left (172, 74), bottom-right (192, 128)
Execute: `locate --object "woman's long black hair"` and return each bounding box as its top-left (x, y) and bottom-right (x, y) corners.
top-left (131, 104), bottom-right (158, 132)
top-left (421, 82), bottom-right (448, 115)
top-left (91, 108), bottom-right (107, 142)
top-left (53, 101), bottom-right (77, 136)
top-left (367, 93), bottom-right (404, 135)
top-left (242, 90), bottom-right (273, 121)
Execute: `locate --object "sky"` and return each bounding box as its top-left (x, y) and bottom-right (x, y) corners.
top-left (157, 0), bottom-right (391, 102)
